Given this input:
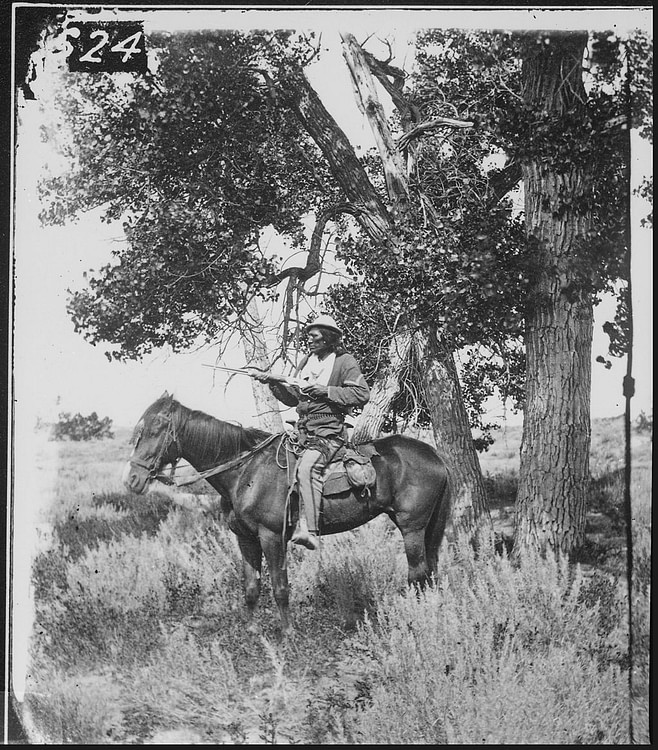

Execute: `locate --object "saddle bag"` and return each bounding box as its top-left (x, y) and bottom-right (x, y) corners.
top-left (343, 448), bottom-right (377, 491)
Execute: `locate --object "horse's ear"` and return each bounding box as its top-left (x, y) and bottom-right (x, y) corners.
top-left (161, 390), bottom-right (170, 398)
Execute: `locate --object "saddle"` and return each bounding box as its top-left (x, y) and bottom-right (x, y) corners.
top-left (322, 444), bottom-right (379, 497)
top-left (281, 431), bottom-right (378, 500)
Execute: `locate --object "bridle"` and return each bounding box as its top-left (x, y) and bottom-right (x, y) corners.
top-left (130, 402), bottom-right (282, 488)
top-left (130, 406), bottom-right (182, 484)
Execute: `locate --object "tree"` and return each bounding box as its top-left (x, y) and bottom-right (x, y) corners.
top-left (35, 22), bottom-right (646, 550)
top-left (325, 28), bottom-right (646, 555)
top-left (506, 30), bottom-right (646, 556)
top-left (510, 32), bottom-right (594, 554)
top-left (51, 411), bottom-right (114, 441)
top-left (38, 27), bottom-right (493, 536)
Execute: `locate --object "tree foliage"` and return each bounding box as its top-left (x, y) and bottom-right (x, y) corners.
top-left (326, 28), bottom-right (648, 422)
top-left (37, 25), bottom-right (649, 442)
top-left (40, 31), bottom-right (331, 359)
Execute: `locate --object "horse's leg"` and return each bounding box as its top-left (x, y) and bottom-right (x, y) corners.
top-left (424, 480), bottom-right (451, 583)
top-left (400, 526), bottom-right (431, 590)
top-left (259, 528), bottom-right (292, 636)
top-left (236, 534), bottom-right (263, 634)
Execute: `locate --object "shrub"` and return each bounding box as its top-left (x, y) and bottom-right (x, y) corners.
top-left (482, 470), bottom-right (518, 508)
top-left (50, 411), bottom-right (114, 441)
top-left (35, 533), bottom-right (169, 667)
top-left (321, 545), bottom-right (631, 745)
top-left (23, 671), bottom-right (124, 744)
top-left (634, 410), bottom-right (652, 434)
top-left (32, 508), bottom-right (245, 670)
top-left (122, 625), bottom-right (242, 740)
top-left (292, 518), bottom-right (406, 630)
top-left (53, 491), bottom-right (175, 559)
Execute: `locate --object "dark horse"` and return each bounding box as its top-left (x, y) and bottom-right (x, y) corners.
top-left (123, 392), bottom-right (451, 633)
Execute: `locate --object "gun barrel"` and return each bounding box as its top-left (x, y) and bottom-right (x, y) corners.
top-left (202, 364), bottom-right (249, 375)
top-left (203, 363), bottom-right (306, 388)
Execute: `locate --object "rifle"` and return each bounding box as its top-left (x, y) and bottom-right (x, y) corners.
top-left (202, 364), bottom-right (308, 389)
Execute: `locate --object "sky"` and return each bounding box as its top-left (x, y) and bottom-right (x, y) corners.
top-left (10, 5), bottom-right (653, 433)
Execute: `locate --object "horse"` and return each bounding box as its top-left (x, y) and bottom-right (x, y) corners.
top-left (123, 392), bottom-right (451, 634)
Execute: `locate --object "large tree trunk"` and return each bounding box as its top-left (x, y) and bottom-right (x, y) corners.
top-left (352, 330), bottom-right (413, 443)
top-left (413, 328), bottom-right (491, 536)
top-left (280, 62), bottom-right (393, 244)
top-left (513, 32), bottom-right (593, 556)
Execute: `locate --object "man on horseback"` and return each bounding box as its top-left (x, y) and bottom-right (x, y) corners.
top-left (255, 314), bottom-right (370, 550)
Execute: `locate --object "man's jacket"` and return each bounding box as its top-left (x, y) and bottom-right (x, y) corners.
top-left (269, 352), bottom-right (370, 440)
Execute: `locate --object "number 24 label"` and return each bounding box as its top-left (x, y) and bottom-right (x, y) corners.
top-left (80, 30), bottom-right (142, 63)
top-left (67, 22), bottom-right (147, 73)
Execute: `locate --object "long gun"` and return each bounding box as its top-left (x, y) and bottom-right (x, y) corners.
top-left (202, 364), bottom-right (308, 389)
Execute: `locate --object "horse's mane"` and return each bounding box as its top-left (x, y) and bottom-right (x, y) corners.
top-left (183, 407), bottom-right (272, 459)
top-left (139, 395), bottom-right (272, 461)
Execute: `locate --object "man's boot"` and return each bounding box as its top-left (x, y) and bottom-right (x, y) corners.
top-left (291, 517), bottom-right (319, 551)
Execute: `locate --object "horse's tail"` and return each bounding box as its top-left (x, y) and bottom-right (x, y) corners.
top-left (424, 458), bottom-right (452, 582)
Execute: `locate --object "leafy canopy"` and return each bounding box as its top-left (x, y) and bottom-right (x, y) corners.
top-left (38, 27), bottom-right (649, 438)
top-left (40, 30), bottom-right (330, 359)
top-left (326, 29), bottom-right (647, 433)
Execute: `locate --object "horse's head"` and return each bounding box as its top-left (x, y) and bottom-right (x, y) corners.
top-left (122, 392), bottom-right (182, 494)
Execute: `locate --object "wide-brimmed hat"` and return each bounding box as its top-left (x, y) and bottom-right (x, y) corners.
top-left (304, 314), bottom-right (342, 336)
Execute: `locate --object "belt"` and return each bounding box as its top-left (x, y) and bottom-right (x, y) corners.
top-left (304, 411), bottom-right (344, 422)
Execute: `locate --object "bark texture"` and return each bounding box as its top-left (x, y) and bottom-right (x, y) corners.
top-left (413, 329), bottom-right (491, 535)
top-left (514, 32), bottom-right (593, 555)
top-left (351, 331), bottom-right (413, 444)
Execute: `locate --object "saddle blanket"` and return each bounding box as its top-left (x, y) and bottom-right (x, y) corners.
top-left (322, 443), bottom-right (379, 497)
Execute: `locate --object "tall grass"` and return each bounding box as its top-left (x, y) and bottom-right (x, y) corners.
top-left (339, 545), bottom-right (630, 744)
top-left (19, 416), bottom-right (651, 744)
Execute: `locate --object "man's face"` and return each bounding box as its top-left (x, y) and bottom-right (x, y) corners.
top-left (307, 328), bottom-right (331, 358)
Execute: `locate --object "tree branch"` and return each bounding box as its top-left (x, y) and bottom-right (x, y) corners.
top-left (279, 58), bottom-right (394, 245)
top-left (267, 202), bottom-right (359, 287)
top-left (360, 45), bottom-right (420, 126)
top-left (397, 116), bottom-right (475, 150)
top-left (341, 33), bottom-right (409, 210)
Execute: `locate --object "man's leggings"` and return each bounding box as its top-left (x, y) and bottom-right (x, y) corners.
top-left (296, 448), bottom-right (325, 533)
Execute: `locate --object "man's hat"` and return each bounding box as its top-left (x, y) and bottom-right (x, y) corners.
top-left (304, 314), bottom-right (342, 336)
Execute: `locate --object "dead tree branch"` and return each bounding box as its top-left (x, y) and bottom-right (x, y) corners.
top-left (397, 116), bottom-right (475, 150)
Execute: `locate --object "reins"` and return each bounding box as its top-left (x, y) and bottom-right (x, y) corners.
top-left (154, 432), bottom-right (281, 487)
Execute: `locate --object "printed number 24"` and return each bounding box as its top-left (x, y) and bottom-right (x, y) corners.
top-left (80, 30), bottom-right (143, 63)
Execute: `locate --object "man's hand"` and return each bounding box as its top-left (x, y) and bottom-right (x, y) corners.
top-left (301, 383), bottom-right (329, 399)
top-left (250, 369), bottom-right (274, 384)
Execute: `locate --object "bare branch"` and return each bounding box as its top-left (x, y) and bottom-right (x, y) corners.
top-left (359, 45), bottom-right (418, 124)
top-left (397, 116), bottom-right (475, 151)
top-left (267, 202), bottom-right (362, 287)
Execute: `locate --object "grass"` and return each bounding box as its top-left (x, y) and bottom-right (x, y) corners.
top-left (14, 415), bottom-right (652, 744)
